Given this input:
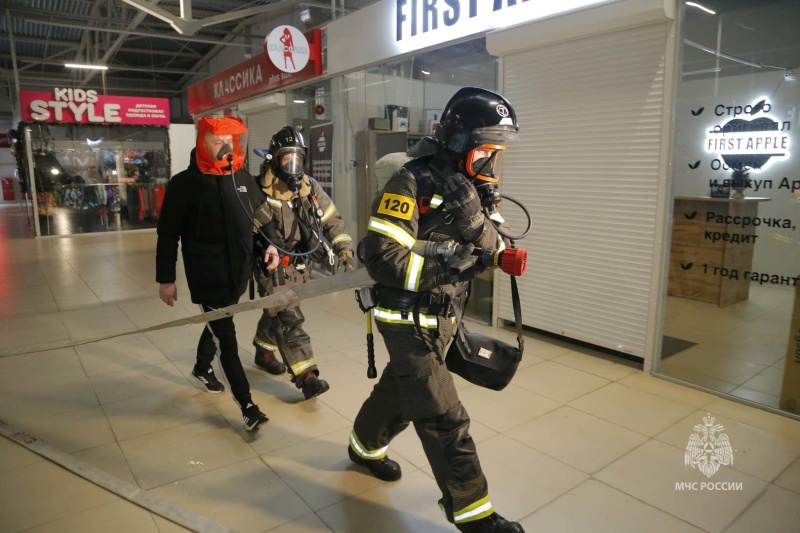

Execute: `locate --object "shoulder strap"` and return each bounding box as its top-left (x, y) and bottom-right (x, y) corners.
top-left (402, 157), bottom-right (437, 215)
top-left (510, 275), bottom-right (524, 354)
top-left (452, 275), bottom-right (524, 356)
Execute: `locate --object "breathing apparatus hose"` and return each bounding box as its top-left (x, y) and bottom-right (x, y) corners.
top-left (224, 153), bottom-right (324, 260)
top-left (486, 193), bottom-right (532, 241)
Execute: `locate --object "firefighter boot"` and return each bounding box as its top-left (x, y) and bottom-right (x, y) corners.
top-left (254, 349), bottom-right (286, 375)
top-left (456, 513), bottom-right (524, 533)
top-left (347, 445), bottom-right (402, 481)
top-left (301, 371), bottom-right (330, 400)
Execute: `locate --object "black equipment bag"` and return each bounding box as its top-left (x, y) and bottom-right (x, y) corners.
top-left (445, 275), bottom-right (524, 391)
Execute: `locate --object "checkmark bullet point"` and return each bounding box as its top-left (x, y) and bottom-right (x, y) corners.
top-left (691, 107), bottom-right (704, 116)
top-left (681, 263), bottom-right (693, 270)
top-left (685, 211), bottom-right (697, 219)
top-left (688, 160), bottom-right (701, 169)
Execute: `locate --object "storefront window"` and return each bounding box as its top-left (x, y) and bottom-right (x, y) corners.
top-left (658, 1), bottom-right (800, 416)
top-left (23, 123), bottom-right (169, 236)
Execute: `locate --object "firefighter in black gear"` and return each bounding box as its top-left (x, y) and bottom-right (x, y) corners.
top-left (252, 126), bottom-right (355, 400)
top-left (347, 88), bottom-right (525, 533)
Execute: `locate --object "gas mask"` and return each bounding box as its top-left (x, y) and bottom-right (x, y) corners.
top-left (195, 116), bottom-right (248, 175)
top-left (464, 143), bottom-right (506, 208)
top-left (273, 147), bottom-right (305, 192)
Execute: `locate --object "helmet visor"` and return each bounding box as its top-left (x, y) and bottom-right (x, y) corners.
top-left (466, 144), bottom-right (505, 183)
top-left (468, 125), bottom-right (518, 147)
top-left (276, 147), bottom-right (305, 176)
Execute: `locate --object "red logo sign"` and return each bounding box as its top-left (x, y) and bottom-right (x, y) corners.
top-left (19, 89), bottom-right (170, 125)
top-left (265, 26), bottom-right (310, 73)
top-left (188, 28), bottom-right (321, 115)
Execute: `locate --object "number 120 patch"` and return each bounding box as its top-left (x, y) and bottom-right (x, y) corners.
top-left (377, 192), bottom-right (415, 220)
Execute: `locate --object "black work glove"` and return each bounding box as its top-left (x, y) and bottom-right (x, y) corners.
top-left (442, 172), bottom-right (486, 242)
top-left (337, 249), bottom-right (355, 273)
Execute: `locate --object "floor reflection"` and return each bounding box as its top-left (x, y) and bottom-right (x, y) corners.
top-left (659, 283), bottom-right (792, 412)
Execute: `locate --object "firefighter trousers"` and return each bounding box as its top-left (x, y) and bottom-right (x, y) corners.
top-left (252, 264), bottom-right (318, 386)
top-left (350, 317), bottom-right (494, 524)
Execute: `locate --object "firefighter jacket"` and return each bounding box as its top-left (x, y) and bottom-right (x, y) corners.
top-left (253, 169), bottom-right (353, 271)
top-left (156, 155), bottom-right (265, 305)
top-left (360, 149), bottom-right (509, 301)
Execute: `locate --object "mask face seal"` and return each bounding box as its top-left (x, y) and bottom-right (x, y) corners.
top-left (465, 144), bottom-right (505, 183)
top-left (277, 148), bottom-right (305, 177)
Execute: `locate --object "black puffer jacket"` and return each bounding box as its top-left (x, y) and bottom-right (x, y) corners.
top-left (156, 156), bottom-right (264, 305)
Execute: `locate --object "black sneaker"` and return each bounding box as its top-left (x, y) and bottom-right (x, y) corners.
top-left (242, 403), bottom-right (269, 432)
top-left (192, 366), bottom-right (224, 394)
top-left (347, 445), bottom-right (402, 481)
top-left (456, 513), bottom-right (524, 533)
top-left (301, 373), bottom-right (330, 400)
top-left (254, 350), bottom-right (286, 375)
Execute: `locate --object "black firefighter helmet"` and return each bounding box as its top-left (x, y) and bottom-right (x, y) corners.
top-left (434, 87), bottom-right (519, 184)
top-left (268, 126), bottom-right (308, 188)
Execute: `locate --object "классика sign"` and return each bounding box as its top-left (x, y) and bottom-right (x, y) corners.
top-left (188, 27), bottom-right (321, 115)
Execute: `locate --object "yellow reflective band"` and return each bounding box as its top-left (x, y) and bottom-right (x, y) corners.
top-left (290, 359), bottom-right (316, 375)
top-left (453, 495), bottom-right (494, 524)
top-left (368, 217), bottom-right (416, 249)
top-left (373, 307), bottom-right (438, 328)
top-left (254, 338), bottom-right (278, 351)
top-left (266, 197), bottom-right (282, 209)
top-left (295, 264), bottom-right (306, 271)
top-left (349, 430), bottom-right (388, 460)
top-left (430, 195), bottom-right (444, 209)
top-left (321, 203), bottom-right (337, 223)
top-left (405, 252), bottom-right (424, 291)
top-left (489, 211), bottom-right (505, 223)
top-left (332, 234), bottom-right (353, 245)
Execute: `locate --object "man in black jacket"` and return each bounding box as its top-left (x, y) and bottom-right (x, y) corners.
top-left (156, 116), bottom-right (269, 432)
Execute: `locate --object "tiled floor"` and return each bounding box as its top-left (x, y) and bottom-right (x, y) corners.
top-left (0, 203), bottom-right (799, 533)
top-left (661, 285), bottom-right (792, 409)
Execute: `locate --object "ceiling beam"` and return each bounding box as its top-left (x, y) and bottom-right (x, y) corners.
top-left (120, 0), bottom-right (286, 36)
top-left (82, 0), bottom-right (161, 84)
top-left (175, 18), bottom-right (249, 88)
top-left (0, 35), bottom-right (78, 49)
top-left (2, 55), bottom-right (205, 75)
top-left (0, 71), bottom-right (178, 95)
top-left (117, 46), bottom-right (203, 59)
top-left (17, 15), bottom-right (261, 48)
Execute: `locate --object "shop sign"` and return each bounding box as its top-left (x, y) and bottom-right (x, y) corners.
top-left (188, 28), bottom-right (322, 115)
top-left (326, 0), bottom-right (618, 74)
top-left (309, 122), bottom-right (334, 199)
top-left (19, 89), bottom-right (170, 125)
top-left (704, 98), bottom-right (791, 170)
top-left (265, 25), bottom-right (310, 73)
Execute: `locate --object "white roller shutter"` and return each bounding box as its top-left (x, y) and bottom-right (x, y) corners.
top-left (498, 22), bottom-right (669, 359)
top-left (244, 108), bottom-right (287, 175)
